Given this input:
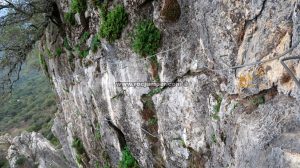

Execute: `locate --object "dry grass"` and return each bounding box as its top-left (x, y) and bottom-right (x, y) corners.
top-left (160, 0), bottom-right (181, 22)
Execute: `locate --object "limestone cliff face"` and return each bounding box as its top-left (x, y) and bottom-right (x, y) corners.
top-left (6, 132), bottom-right (70, 168)
top-left (37, 0), bottom-right (300, 167)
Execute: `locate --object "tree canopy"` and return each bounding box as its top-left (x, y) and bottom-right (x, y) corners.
top-left (0, 0), bottom-right (57, 95)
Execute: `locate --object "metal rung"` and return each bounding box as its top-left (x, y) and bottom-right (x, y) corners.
top-left (280, 56), bottom-right (300, 89)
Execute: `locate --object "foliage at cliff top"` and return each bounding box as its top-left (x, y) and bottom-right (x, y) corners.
top-left (132, 20), bottom-right (161, 57)
top-left (99, 5), bottom-right (128, 43)
top-left (0, 0), bottom-right (57, 94)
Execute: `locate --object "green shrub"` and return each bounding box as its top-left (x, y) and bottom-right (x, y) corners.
top-left (95, 123), bottom-right (101, 140)
top-left (39, 54), bottom-right (48, 72)
top-left (211, 133), bottom-right (217, 144)
top-left (148, 88), bottom-right (162, 97)
top-left (251, 96), bottom-right (265, 106)
top-left (119, 147), bottom-right (139, 168)
top-left (132, 20), bottom-right (161, 57)
top-left (99, 1), bottom-right (109, 19)
top-left (148, 117), bottom-right (158, 125)
top-left (64, 11), bottom-right (76, 25)
top-left (0, 158), bottom-right (9, 168)
top-left (76, 155), bottom-right (84, 165)
top-left (71, 0), bottom-right (87, 13)
top-left (80, 32), bottom-right (90, 44)
top-left (99, 5), bottom-right (128, 43)
top-left (91, 35), bottom-right (101, 53)
top-left (72, 137), bottom-right (85, 155)
top-left (75, 47), bottom-right (89, 58)
top-left (63, 37), bottom-right (72, 50)
top-left (75, 32), bottom-right (90, 58)
top-left (16, 156), bottom-right (27, 165)
top-left (55, 48), bottom-right (63, 57)
top-left (212, 95), bottom-right (222, 120)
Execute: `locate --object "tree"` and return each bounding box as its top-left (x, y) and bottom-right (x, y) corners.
top-left (0, 0), bottom-right (60, 96)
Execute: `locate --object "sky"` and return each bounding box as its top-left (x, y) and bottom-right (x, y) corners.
top-left (0, 0), bottom-right (8, 17)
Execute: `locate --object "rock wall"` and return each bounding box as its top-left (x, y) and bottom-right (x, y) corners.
top-left (38, 0), bottom-right (300, 167)
top-left (6, 132), bottom-right (70, 168)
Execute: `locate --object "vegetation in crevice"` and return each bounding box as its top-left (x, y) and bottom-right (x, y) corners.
top-left (72, 137), bottom-right (87, 166)
top-left (75, 31), bottom-right (91, 58)
top-left (64, 11), bottom-right (76, 26)
top-left (119, 147), bottom-right (139, 168)
top-left (71, 0), bottom-right (87, 14)
top-left (99, 5), bottom-right (128, 43)
top-left (39, 54), bottom-right (50, 78)
top-left (150, 56), bottom-right (160, 82)
top-left (251, 95), bottom-right (265, 106)
top-left (64, 0), bottom-right (87, 26)
top-left (94, 123), bottom-right (101, 140)
top-left (211, 133), bottom-right (217, 144)
top-left (64, 37), bottom-right (72, 51)
top-left (147, 87), bottom-right (163, 97)
top-left (15, 155), bottom-right (27, 166)
top-left (148, 117), bottom-right (158, 126)
top-left (212, 95), bottom-right (222, 120)
top-left (91, 34), bottom-right (101, 53)
top-left (55, 48), bottom-right (63, 57)
top-left (0, 158), bottom-right (9, 168)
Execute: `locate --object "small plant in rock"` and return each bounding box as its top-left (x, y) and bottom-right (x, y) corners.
top-left (15, 155), bottom-right (27, 166)
top-left (148, 117), bottom-right (158, 125)
top-left (95, 123), bottom-right (101, 140)
top-left (212, 95), bottom-right (222, 120)
top-left (132, 20), bottom-right (161, 57)
top-left (99, 5), bottom-right (128, 43)
top-left (72, 137), bottom-right (86, 166)
top-left (211, 133), bottom-right (217, 144)
top-left (251, 95), bottom-right (265, 106)
top-left (76, 48), bottom-right (89, 58)
top-left (91, 35), bottom-right (101, 53)
top-left (119, 147), bottom-right (139, 168)
top-left (179, 138), bottom-right (186, 148)
top-left (80, 32), bottom-right (90, 44)
top-left (148, 87), bottom-right (163, 97)
top-left (72, 137), bottom-right (85, 155)
top-left (64, 11), bottom-right (76, 25)
top-left (75, 32), bottom-right (91, 58)
top-left (71, 0), bottom-right (87, 13)
top-left (55, 48), bottom-right (63, 57)
top-left (64, 37), bottom-right (72, 50)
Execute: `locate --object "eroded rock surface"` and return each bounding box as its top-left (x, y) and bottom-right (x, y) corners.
top-left (30, 0), bottom-right (300, 167)
top-left (7, 132), bottom-right (70, 168)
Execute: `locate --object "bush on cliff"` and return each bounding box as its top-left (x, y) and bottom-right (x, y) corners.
top-left (132, 20), bottom-right (161, 57)
top-left (99, 5), bottom-right (128, 43)
top-left (119, 147), bottom-right (139, 168)
top-left (72, 137), bottom-right (85, 154)
top-left (71, 0), bottom-right (87, 14)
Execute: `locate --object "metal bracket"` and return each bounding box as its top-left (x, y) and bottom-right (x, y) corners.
top-left (280, 56), bottom-right (300, 89)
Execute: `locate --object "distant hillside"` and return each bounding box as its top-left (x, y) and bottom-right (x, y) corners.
top-left (0, 52), bottom-right (58, 145)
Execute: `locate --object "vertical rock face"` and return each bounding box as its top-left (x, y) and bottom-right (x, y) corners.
top-left (6, 132), bottom-right (70, 168)
top-left (37, 0), bottom-right (300, 167)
